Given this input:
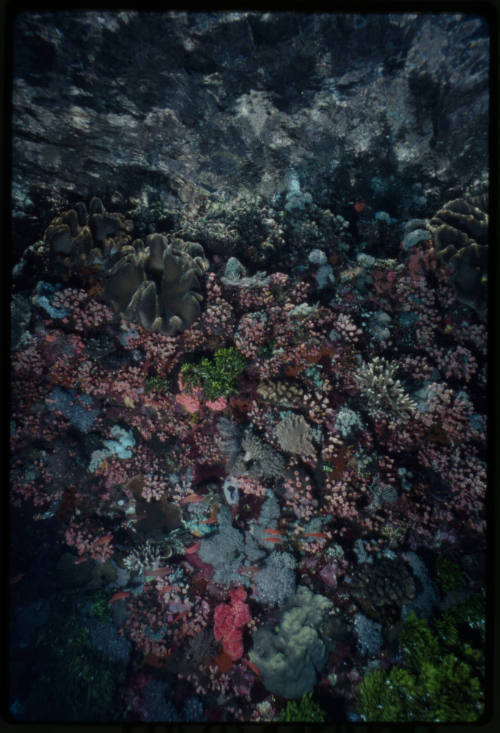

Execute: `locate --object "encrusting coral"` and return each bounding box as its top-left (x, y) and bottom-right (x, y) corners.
top-left (257, 379), bottom-right (305, 409)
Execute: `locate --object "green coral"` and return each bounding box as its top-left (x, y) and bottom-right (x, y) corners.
top-left (180, 346), bottom-right (246, 400)
top-left (145, 375), bottom-right (170, 394)
top-left (278, 693), bottom-right (327, 722)
top-left (257, 339), bottom-right (275, 359)
top-left (88, 588), bottom-right (113, 624)
top-left (22, 598), bottom-right (124, 721)
top-left (356, 603), bottom-right (485, 723)
top-left (434, 555), bottom-right (467, 593)
top-left (435, 590), bottom-right (486, 647)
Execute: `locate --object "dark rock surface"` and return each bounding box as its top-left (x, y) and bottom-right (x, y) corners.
top-left (11, 11), bottom-right (489, 260)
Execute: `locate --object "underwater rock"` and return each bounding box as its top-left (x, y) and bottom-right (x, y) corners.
top-left (12, 13), bottom-right (488, 254)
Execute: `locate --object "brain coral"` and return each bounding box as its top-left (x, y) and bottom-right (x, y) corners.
top-left (346, 556), bottom-right (417, 624)
top-left (428, 195), bottom-right (487, 316)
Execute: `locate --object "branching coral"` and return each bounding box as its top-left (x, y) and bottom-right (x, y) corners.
top-left (354, 356), bottom-right (416, 421)
top-left (180, 346), bottom-right (246, 400)
top-left (355, 607), bottom-right (485, 722)
top-left (122, 540), bottom-right (169, 574)
top-left (232, 430), bottom-right (285, 481)
top-left (252, 552), bottom-right (297, 608)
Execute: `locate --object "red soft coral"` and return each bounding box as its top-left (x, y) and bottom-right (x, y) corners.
top-left (213, 588), bottom-right (251, 661)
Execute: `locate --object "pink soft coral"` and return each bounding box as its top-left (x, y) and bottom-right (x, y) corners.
top-left (213, 588), bottom-right (251, 661)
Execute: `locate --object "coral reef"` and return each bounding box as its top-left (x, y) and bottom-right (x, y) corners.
top-left (9, 12), bottom-right (487, 724)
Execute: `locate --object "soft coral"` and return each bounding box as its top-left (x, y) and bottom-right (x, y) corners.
top-left (213, 588), bottom-right (251, 661)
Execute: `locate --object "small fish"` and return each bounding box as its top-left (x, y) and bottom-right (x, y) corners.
top-left (9, 573), bottom-right (24, 584)
top-left (95, 533), bottom-right (113, 546)
top-left (200, 517), bottom-right (218, 525)
top-left (244, 659), bottom-right (262, 677)
top-left (263, 528), bottom-right (284, 535)
top-left (126, 512), bottom-right (148, 522)
top-left (174, 610), bottom-right (189, 623)
top-left (109, 591), bottom-right (131, 603)
top-left (144, 567), bottom-right (171, 577)
top-left (180, 493), bottom-right (206, 504)
top-left (239, 565), bottom-right (262, 575)
top-left (185, 542), bottom-right (201, 554)
top-left (263, 537), bottom-right (283, 543)
top-left (143, 653), bottom-right (166, 668)
top-left (353, 201), bottom-right (365, 213)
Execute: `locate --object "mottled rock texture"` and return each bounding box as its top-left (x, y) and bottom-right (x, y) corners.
top-left (12, 11), bottom-right (488, 260)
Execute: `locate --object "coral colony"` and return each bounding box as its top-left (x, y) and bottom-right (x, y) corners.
top-left (9, 16), bottom-right (487, 725)
top-left (10, 188), bottom-right (488, 722)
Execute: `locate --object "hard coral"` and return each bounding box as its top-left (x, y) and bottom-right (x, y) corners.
top-left (249, 585), bottom-right (332, 699)
top-left (347, 557), bottom-right (417, 623)
top-left (354, 356), bottom-right (416, 422)
top-left (275, 412), bottom-right (316, 459)
top-left (232, 430), bottom-right (285, 481)
top-left (428, 196), bottom-right (488, 316)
